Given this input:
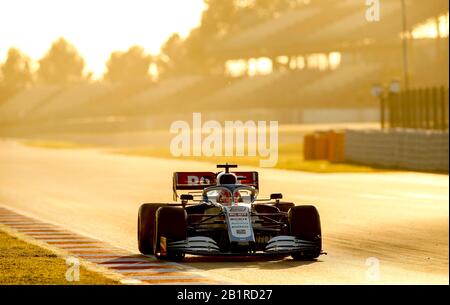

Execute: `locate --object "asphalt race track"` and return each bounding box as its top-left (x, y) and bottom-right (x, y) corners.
top-left (0, 140), bottom-right (448, 284)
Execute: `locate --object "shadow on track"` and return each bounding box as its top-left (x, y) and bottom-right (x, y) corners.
top-left (180, 254), bottom-right (323, 271)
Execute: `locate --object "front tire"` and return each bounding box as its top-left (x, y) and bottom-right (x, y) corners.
top-left (154, 206), bottom-right (187, 261)
top-left (138, 203), bottom-right (166, 255)
top-left (288, 205), bottom-right (322, 260)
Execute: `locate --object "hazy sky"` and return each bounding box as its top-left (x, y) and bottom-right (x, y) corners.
top-left (0, 0), bottom-right (206, 78)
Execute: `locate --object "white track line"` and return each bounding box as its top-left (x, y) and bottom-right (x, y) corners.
top-left (54, 244), bottom-right (108, 248)
top-left (1, 222), bottom-right (42, 225)
top-left (25, 232), bottom-right (73, 235)
top-left (30, 236), bottom-right (81, 240)
top-left (0, 217), bottom-right (31, 219)
top-left (76, 253), bottom-right (129, 257)
top-left (59, 247), bottom-right (118, 251)
top-left (38, 239), bottom-right (99, 243)
top-left (88, 258), bottom-right (153, 263)
top-left (71, 249), bottom-right (129, 253)
top-left (101, 263), bottom-right (172, 268)
top-left (9, 224), bottom-right (55, 227)
top-left (31, 235), bottom-right (82, 238)
top-left (29, 235), bottom-right (76, 238)
top-left (130, 275), bottom-right (206, 280)
top-left (114, 268), bottom-right (182, 274)
top-left (143, 282), bottom-right (213, 285)
top-left (13, 228), bottom-right (61, 231)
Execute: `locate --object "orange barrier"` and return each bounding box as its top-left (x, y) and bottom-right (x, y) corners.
top-left (303, 134), bottom-right (315, 160)
top-left (303, 130), bottom-right (345, 162)
top-left (328, 132), bottom-right (337, 161)
top-left (314, 132), bottom-right (329, 160)
top-left (336, 132), bottom-right (345, 162)
top-left (328, 131), bottom-right (345, 162)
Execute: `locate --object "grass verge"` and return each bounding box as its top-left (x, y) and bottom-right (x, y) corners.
top-left (0, 229), bottom-right (118, 285)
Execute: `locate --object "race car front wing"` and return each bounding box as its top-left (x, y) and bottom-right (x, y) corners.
top-left (166, 235), bottom-right (320, 256)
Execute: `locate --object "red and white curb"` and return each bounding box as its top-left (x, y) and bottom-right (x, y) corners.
top-left (0, 206), bottom-right (230, 285)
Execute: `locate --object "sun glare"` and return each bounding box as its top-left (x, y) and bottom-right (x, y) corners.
top-left (411, 12), bottom-right (449, 39)
top-left (0, 0), bottom-right (206, 79)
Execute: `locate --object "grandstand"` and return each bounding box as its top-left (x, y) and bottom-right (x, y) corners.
top-left (0, 81), bottom-right (153, 128)
top-left (24, 83), bottom-right (112, 120)
top-left (212, 0), bottom-right (449, 57)
top-left (199, 70), bottom-right (288, 107)
top-left (157, 75), bottom-right (232, 112)
top-left (153, 0), bottom-right (448, 116)
top-left (118, 75), bottom-right (204, 115)
top-left (76, 81), bottom-right (153, 117)
top-left (295, 63), bottom-right (382, 106)
top-left (0, 85), bottom-right (61, 124)
top-left (0, 0), bottom-right (447, 133)
top-left (196, 63), bottom-right (383, 110)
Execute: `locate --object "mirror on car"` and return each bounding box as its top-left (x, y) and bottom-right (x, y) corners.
top-left (270, 193), bottom-right (283, 200)
top-left (180, 194), bottom-right (194, 201)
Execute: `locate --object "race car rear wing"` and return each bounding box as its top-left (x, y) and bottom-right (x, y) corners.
top-left (173, 171), bottom-right (259, 201)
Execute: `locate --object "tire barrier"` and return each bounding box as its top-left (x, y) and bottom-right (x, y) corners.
top-left (344, 129), bottom-right (449, 172)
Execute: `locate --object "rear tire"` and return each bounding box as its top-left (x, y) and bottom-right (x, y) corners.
top-left (154, 206), bottom-right (187, 261)
top-left (275, 202), bottom-right (295, 213)
top-left (138, 203), bottom-right (166, 255)
top-left (288, 205), bottom-right (322, 260)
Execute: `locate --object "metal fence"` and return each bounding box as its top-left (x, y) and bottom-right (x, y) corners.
top-left (380, 86), bottom-right (449, 130)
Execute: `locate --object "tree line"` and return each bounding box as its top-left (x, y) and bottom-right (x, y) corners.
top-left (0, 0), bottom-right (304, 103)
top-left (0, 38), bottom-right (154, 103)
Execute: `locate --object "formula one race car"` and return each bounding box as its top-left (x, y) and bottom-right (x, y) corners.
top-left (137, 164), bottom-right (323, 261)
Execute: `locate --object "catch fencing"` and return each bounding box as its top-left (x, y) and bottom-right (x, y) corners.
top-left (380, 86), bottom-right (449, 130)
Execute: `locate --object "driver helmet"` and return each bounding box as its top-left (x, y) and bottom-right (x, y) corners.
top-left (217, 189), bottom-right (233, 206)
top-left (234, 190), bottom-right (243, 203)
top-left (217, 172), bottom-right (237, 185)
top-left (217, 189), bottom-right (243, 205)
